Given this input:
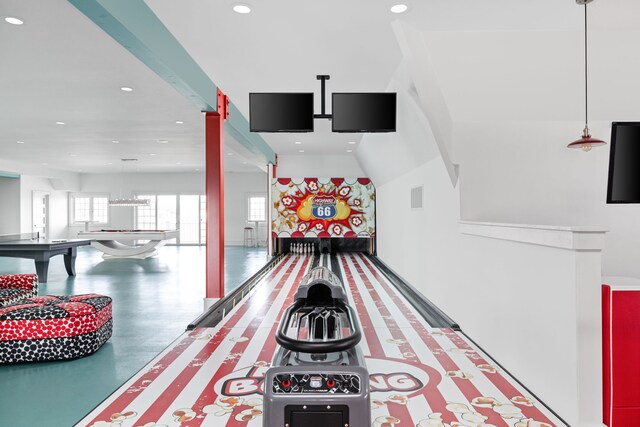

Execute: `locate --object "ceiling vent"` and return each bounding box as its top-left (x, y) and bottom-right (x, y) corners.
top-left (411, 186), bottom-right (423, 210)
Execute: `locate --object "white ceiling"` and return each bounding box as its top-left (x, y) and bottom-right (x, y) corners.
top-left (0, 0), bottom-right (261, 174)
top-left (0, 0), bottom-right (637, 175)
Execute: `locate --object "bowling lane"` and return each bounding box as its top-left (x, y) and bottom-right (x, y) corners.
top-left (76, 253), bottom-right (566, 427)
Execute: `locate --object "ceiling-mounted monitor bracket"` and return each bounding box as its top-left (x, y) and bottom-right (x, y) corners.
top-left (314, 75), bottom-right (332, 120)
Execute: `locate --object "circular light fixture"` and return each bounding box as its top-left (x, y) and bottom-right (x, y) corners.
top-left (4, 17), bottom-right (24, 25)
top-left (120, 86), bottom-right (133, 92)
top-left (16, 141), bottom-right (24, 144)
top-left (150, 153), bottom-right (157, 156)
top-left (112, 140), bottom-right (120, 144)
top-left (227, 152), bottom-right (234, 156)
top-left (157, 140), bottom-right (169, 144)
top-left (294, 141), bottom-right (302, 145)
top-left (390, 4), bottom-right (408, 14)
top-left (233, 4), bottom-right (251, 14)
top-left (346, 149), bottom-right (353, 153)
top-left (55, 121), bottom-right (65, 125)
top-left (175, 120), bottom-right (184, 124)
top-left (348, 141), bottom-right (357, 145)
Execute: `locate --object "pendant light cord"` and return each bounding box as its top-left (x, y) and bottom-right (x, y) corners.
top-left (584, 3), bottom-right (589, 128)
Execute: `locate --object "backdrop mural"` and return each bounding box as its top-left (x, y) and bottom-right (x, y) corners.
top-left (272, 177), bottom-right (375, 238)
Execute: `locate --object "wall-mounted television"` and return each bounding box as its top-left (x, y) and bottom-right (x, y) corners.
top-left (249, 93), bottom-right (314, 132)
top-left (607, 122), bottom-right (640, 203)
top-left (331, 93), bottom-right (396, 133)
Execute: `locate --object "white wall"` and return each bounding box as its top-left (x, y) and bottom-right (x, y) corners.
top-left (454, 121), bottom-right (640, 279)
top-left (276, 154), bottom-right (364, 178)
top-left (416, 27), bottom-right (640, 279)
top-left (225, 172), bottom-right (268, 246)
top-left (0, 177), bottom-right (21, 235)
top-left (375, 156), bottom-right (603, 426)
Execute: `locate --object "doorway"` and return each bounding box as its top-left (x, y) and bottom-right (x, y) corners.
top-left (32, 191), bottom-right (50, 239)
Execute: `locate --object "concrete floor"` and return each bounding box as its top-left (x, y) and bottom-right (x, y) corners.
top-left (0, 245), bottom-right (267, 427)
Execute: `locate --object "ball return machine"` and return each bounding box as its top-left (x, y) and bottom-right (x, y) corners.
top-left (264, 266), bottom-right (371, 427)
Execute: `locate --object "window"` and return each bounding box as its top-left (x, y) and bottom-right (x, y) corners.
top-left (134, 194), bottom-right (206, 245)
top-left (70, 194), bottom-right (109, 225)
top-left (136, 195), bottom-right (156, 230)
top-left (248, 195), bottom-right (266, 221)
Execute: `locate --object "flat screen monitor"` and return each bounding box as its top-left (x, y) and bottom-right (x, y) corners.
top-left (249, 93), bottom-right (314, 132)
top-left (607, 122), bottom-right (640, 203)
top-left (331, 93), bottom-right (396, 133)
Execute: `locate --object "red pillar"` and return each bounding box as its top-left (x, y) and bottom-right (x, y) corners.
top-left (205, 90), bottom-right (229, 299)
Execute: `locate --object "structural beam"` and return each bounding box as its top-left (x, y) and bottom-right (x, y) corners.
top-left (205, 91), bottom-right (228, 299)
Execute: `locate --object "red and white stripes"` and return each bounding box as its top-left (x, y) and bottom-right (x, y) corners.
top-left (78, 254), bottom-right (564, 427)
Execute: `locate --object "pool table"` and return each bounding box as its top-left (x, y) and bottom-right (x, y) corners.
top-left (77, 229), bottom-right (180, 259)
top-left (0, 237), bottom-right (90, 282)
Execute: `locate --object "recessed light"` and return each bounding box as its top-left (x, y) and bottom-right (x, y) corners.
top-left (157, 140), bottom-right (169, 144)
top-left (298, 149), bottom-right (305, 153)
top-left (175, 120), bottom-right (184, 124)
top-left (107, 162), bottom-right (113, 165)
top-left (16, 141), bottom-right (24, 144)
top-left (346, 149), bottom-right (353, 153)
top-left (390, 4), bottom-right (408, 14)
top-left (150, 153), bottom-right (157, 156)
top-left (120, 86), bottom-right (133, 92)
top-left (294, 141), bottom-right (302, 145)
top-left (55, 121), bottom-right (65, 125)
top-left (348, 141), bottom-right (357, 145)
top-left (4, 17), bottom-right (23, 25)
top-left (233, 4), bottom-right (251, 14)
top-left (112, 140), bottom-right (120, 144)
top-left (195, 168), bottom-right (200, 171)
top-left (227, 152), bottom-right (234, 156)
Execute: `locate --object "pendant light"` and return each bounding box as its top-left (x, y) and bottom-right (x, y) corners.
top-left (567, 0), bottom-right (606, 152)
top-left (108, 159), bottom-right (150, 207)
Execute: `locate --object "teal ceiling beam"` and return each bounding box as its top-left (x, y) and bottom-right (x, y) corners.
top-left (225, 102), bottom-right (276, 164)
top-left (0, 172), bottom-right (20, 179)
top-left (68, 0), bottom-right (276, 165)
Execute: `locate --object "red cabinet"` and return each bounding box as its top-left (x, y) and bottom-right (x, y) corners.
top-left (603, 283), bottom-right (640, 426)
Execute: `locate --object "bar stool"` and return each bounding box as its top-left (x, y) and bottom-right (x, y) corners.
top-left (243, 227), bottom-right (256, 247)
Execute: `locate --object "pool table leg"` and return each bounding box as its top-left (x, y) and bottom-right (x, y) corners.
top-left (64, 247), bottom-right (78, 277)
top-left (34, 258), bottom-right (50, 283)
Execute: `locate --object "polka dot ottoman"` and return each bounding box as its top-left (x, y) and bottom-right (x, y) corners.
top-left (0, 274), bottom-right (38, 307)
top-left (0, 294), bottom-right (112, 364)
